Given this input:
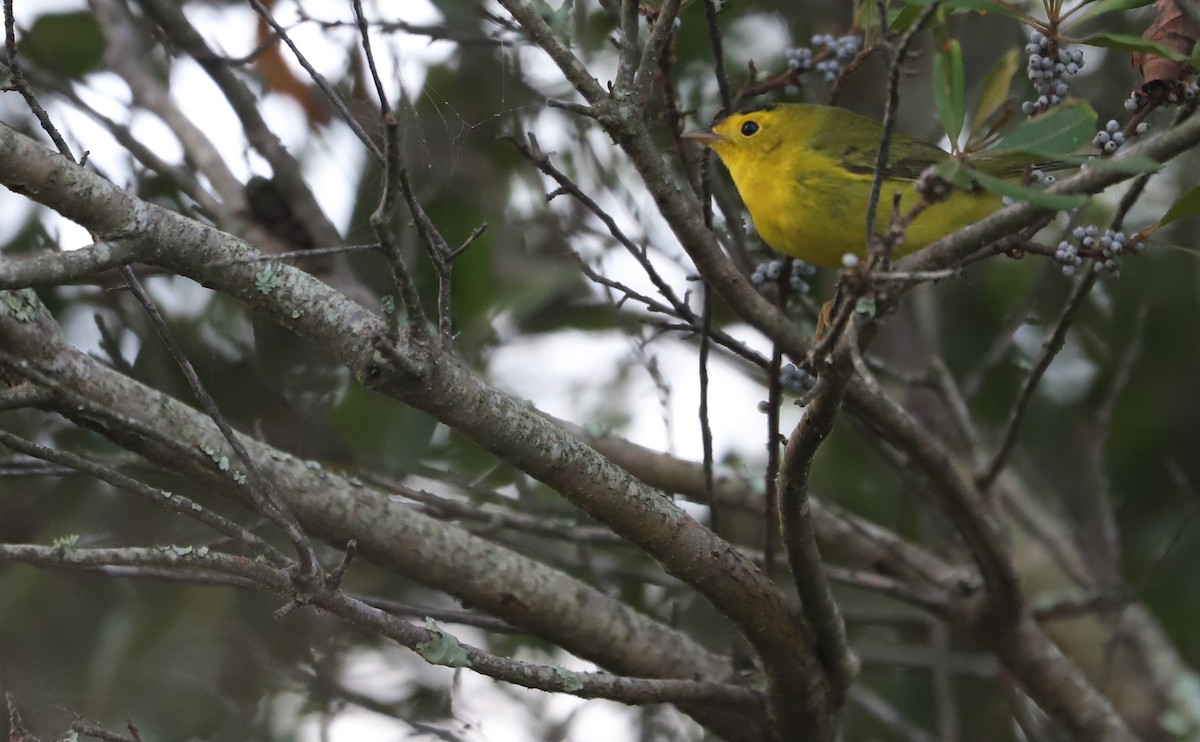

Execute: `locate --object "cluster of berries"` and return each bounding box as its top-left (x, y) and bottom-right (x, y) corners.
top-left (786, 34), bottom-right (862, 82)
top-left (1124, 81), bottom-right (1199, 112)
top-left (1092, 120), bottom-right (1127, 153)
top-left (1022, 31), bottom-right (1085, 115)
top-left (1055, 226), bottom-right (1138, 276)
top-left (1001, 169), bottom-right (1056, 206)
top-left (1030, 169), bottom-right (1058, 187)
top-left (750, 259), bottom-right (816, 294)
top-left (780, 363), bottom-right (816, 394)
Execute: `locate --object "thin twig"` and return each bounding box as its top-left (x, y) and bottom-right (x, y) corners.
top-left (699, 288), bottom-right (717, 533)
top-left (397, 168), bottom-right (454, 342)
top-left (352, 12), bottom-right (454, 341)
top-left (248, 0), bottom-right (382, 162)
top-left (976, 269), bottom-right (1097, 491)
top-left (3, 0), bottom-right (73, 159)
top-left (509, 133), bottom-right (690, 318)
top-left (358, 595), bottom-right (523, 634)
top-left (865, 0), bottom-right (940, 264)
top-left (701, 0), bottom-right (732, 112)
top-left (72, 720), bottom-right (138, 742)
top-left (0, 428), bottom-right (285, 565)
top-left (370, 112), bottom-right (430, 340)
top-left (1080, 304), bottom-right (1148, 594)
top-left (351, 0), bottom-right (432, 340)
top-left (118, 267), bottom-right (322, 584)
top-left (447, 223), bottom-right (488, 262)
top-left (848, 686), bottom-right (938, 742)
top-left (628, 0), bottom-right (683, 105)
top-left (763, 257), bottom-right (794, 575)
top-left (0, 542), bottom-right (763, 710)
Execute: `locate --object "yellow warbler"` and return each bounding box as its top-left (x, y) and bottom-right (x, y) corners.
top-left (684, 103), bottom-right (1004, 267)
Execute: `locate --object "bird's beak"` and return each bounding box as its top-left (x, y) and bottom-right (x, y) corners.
top-left (681, 130), bottom-right (721, 146)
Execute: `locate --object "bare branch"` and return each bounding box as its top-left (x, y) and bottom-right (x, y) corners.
top-left (866, 0), bottom-right (941, 264)
top-left (977, 270), bottom-right (1097, 491)
top-left (3, 0), bottom-right (73, 159)
top-left (119, 267), bottom-right (322, 583)
top-left (370, 111), bottom-right (430, 339)
top-left (248, 0), bottom-right (382, 162)
top-left (0, 428), bottom-right (284, 565)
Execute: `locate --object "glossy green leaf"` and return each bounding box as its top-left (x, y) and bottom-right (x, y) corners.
top-left (934, 38), bottom-right (967, 150)
top-left (987, 101), bottom-right (1097, 157)
top-left (965, 167), bottom-right (1088, 210)
top-left (18, 12), bottom-right (105, 77)
top-left (971, 48), bottom-right (1021, 139)
top-left (1152, 185), bottom-right (1200, 229)
top-left (1074, 0), bottom-right (1155, 26)
top-left (1079, 32), bottom-right (1193, 61)
top-left (890, 3), bottom-right (927, 32)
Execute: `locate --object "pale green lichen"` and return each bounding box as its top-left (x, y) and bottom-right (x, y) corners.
top-left (552, 665), bottom-right (584, 692)
top-left (1, 290), bottom-right (38, 322)
top-left (255, 266), bottom-right (281, 295)
top-left (416, 618), bottom-right (471, 668)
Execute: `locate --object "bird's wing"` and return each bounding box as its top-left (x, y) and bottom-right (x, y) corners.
top-left (810, 122), bottom-right (951, 182)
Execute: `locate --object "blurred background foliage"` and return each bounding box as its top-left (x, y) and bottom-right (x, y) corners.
top-left (1, 0), bottom-right (1199, 740)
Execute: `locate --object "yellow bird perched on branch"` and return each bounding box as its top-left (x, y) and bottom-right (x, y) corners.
top-left (684, 103), bottom-right (1007, 267)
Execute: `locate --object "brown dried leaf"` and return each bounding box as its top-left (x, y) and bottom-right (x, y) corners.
top-left (1132, 0), bottom-right (1199, 84)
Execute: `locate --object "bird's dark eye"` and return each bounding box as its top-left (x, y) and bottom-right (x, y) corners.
top-left (741, 121), bottom-right (760, 137)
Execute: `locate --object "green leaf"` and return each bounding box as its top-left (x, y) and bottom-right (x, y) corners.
top-left (416, 619), bottom-right (472, 668)
top-left (905, 0), bottom-right (1032, 21)
top-left (889, 3), bottom-right (927, 32)
top-left (965, 167), bottom-right (1088, 210)
top-left (934, 158), bottom-right (964, 184)
top-left (934, 38), bottom-right (967, 150)
top-left (1074, 0), bottom-right (1155, 26)
top-left (1152, 185), bottom-right (1200, 229)
top-left (1078, 32), bottom-right (1192, 61)
top-left (987, 101), bottom-right (1097, 158)
top-left (971, 48), bottom-right (1021, 140)
top-left (18, 12), bottom-right (105, 78)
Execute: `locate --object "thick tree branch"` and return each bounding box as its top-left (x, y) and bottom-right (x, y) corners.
top-left (0, 119), bottom-right (821, 739)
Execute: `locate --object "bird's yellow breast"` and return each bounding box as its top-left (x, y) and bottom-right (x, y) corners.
top-left (737, 153), bottom-right (879, 267)
top-left (760, 180), bottom-right (998, 267)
